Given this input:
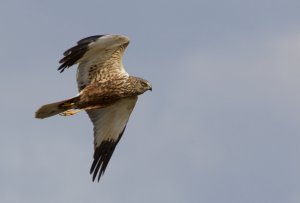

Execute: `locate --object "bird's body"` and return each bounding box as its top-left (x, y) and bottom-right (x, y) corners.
top-left (35, 34), bottom-right (151, 181)
top-left (77, 76), bottom-right (150, 109)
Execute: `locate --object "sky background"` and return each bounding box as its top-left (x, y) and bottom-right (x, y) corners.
top-left (1, 0), bottom-right (300, 202)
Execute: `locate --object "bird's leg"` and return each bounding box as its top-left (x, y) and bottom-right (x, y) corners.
top-left (59, 109), bottom-right (82, 116)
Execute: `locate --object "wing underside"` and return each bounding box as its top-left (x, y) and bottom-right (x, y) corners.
top-left (57, 34), bottom-right (130, 91)
top-left (87, 96), bottom-right (138, 181)
top-left (58, 35), bottom-right (104, 73)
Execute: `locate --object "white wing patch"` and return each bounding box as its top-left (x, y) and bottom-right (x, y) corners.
top-left (78, 35), bottom-right (129, 65)
top-left (87, 96), bottom-right (137, 148)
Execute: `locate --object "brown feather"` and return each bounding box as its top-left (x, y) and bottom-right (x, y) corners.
top-left (74, 76), bottom-right (148, 110)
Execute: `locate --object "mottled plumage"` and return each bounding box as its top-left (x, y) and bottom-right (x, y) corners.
top-left (35, 34), bottom-right (151, 182)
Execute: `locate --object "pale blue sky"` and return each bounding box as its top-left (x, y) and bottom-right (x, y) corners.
top-left (1, 0), bottom-right (300, 203)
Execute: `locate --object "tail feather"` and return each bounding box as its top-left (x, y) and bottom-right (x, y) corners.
top-left (35, 97), bottom-right (79, 119)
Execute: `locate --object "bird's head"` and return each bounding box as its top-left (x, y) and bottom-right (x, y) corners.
top-left (134, 77), bottom-right (152, 94)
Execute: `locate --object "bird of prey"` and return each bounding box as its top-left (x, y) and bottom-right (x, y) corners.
top-left (35, 34), bottom-right (152, 182)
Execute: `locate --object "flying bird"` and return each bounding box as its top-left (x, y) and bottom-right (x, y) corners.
top-left (35, 34), bottom-right (152, 182)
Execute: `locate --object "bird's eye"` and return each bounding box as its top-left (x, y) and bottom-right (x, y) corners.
top-left (142, 82), bottom-right (149, 88)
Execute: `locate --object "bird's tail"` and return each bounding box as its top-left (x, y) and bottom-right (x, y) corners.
top-left (35, 96), bottom-right (79, 119)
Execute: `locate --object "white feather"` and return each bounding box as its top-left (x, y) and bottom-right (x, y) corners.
top-left (87, 97), bottom-right (138, 148)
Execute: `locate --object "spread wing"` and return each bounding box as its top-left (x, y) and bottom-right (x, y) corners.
top-left (58, 34), bottom-right (130, 91)
top-left (87, 96), bottom-right (138, 182)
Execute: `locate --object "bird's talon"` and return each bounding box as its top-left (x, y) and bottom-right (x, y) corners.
top-left (59, 109), bottom-right (80, 116)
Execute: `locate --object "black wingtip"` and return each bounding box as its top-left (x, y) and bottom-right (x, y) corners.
top-left (57, 65), bottom-right (65, 73)
top-left (57, 35), bottom-right (106, 73)
top-left (90, 127), bottom-right (126, 182)
top-left (90, 140), bottom-right (115, 182)
top-left (77, 35), bottom-right (105, 45)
